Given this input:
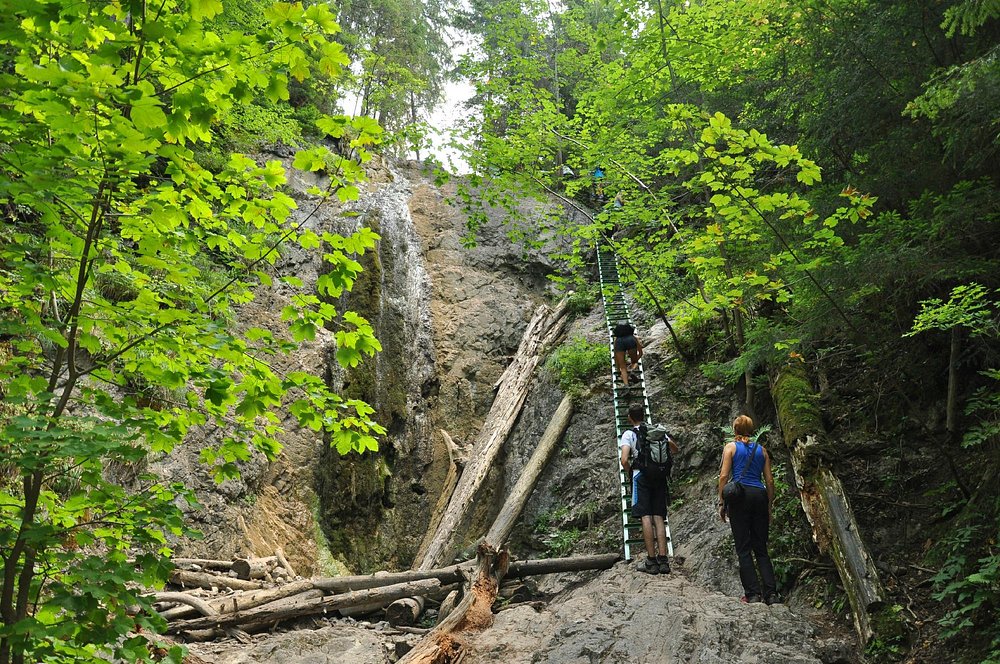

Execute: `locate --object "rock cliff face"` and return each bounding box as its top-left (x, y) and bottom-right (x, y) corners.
top-left (155, 156), bottom-right (572, 575)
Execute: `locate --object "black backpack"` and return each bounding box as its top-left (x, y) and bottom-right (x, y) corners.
top-left (632, 423), bottom-right (673, 479)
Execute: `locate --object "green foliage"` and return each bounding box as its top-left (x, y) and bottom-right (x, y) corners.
top-left (907, 284), bottom-right (998, 338)
top-left (564, 285), bottom-right (600, 316)
top-left (337, 0), bottom-right (451, 140)
top-left (0, 0), bottom-right (385, 660)
top-left (543, 527), bottom-right (582, 558)
top-left (864, 604), bottom-right (908, 662)
top-left (533, 506), bottom-right (581, 558)
top-left (930, 510), bottom-right (1000, 662)
top-left (545, 336), bottom-right (607, 397)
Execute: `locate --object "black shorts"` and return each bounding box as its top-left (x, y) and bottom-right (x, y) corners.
top-left (631, 471), bottom-right (668, 519)
top-left (614, 335), bottom-right (638, 353)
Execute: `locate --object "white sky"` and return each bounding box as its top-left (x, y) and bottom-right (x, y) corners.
top-left (425, 78), bottom-right (474, 173)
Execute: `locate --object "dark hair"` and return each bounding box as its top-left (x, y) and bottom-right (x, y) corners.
top-left (628, 403), bottom-right (645, 423)
top-left (733, 415), bottom-right (754, 437)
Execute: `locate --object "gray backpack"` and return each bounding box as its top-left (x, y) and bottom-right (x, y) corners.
top-left (632, 423), bottom-right (673, 479)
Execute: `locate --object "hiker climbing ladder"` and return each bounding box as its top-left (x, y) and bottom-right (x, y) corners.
top-left (596, 244), bottom-right (674, 562)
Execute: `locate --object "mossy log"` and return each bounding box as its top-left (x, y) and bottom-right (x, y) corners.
top-left (771, 363), bottom-right (902, 646)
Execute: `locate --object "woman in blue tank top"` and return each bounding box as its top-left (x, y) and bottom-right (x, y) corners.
top-left (717, 415), bottom-right (780, 605)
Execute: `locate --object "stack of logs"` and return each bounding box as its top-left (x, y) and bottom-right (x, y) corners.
top-left (150, 551), bottom-right (617, 643)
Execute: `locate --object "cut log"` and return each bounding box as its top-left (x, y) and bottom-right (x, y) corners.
top-left (170, 558), bottom-right (236, 572)
top-left (231, 557), bottom-right (276, 580)
top-left (772, 363), bottom-right (904, 647)
top-left (160, 580), bottom-right (315, 621)
top-left (385, 596), bottom-right (425, 627)
top-left (418, 300), bottom-right (569, 571)
top-left (167, 578), bottom-right (444, 634)
top-left (168, 569), bottom-right (264, 592)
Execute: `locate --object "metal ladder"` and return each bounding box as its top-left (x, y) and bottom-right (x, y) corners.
top-left (596, 244), bottom-right (674, 561)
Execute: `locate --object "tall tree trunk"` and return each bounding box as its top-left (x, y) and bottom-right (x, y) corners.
top-left (946, 327), bottom-right (960, 443)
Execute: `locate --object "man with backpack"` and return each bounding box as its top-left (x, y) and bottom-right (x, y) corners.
top-left (619, 403), bottom-right (679, 574)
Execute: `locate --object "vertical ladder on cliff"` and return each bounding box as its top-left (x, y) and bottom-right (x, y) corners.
top-left (596, 244), bottom-right (673, 562)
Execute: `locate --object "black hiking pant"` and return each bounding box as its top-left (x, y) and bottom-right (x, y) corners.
top-left (727, 485), bottom-right (776, 598)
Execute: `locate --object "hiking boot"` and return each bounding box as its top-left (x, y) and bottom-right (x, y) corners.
top-left (656, 556), bottom-right (671, 574)
top-left (740, 594), bottom-right (762, 604)
top-left (639, 558), bottom-right (659, 575)
top-left (764, 592), bottom-right (782, 606)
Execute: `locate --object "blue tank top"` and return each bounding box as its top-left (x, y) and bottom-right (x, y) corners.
top-left (730, 441), bottom-right (766, 489)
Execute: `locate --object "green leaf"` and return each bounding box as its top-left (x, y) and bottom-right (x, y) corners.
top-left (191, 0), bottom-right (223, 20)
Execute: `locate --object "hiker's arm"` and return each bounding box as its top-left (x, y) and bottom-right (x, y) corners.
top-left (668, 437), bottom-right (680, 455)
top-left (620, 444), bottom-right (631, 478)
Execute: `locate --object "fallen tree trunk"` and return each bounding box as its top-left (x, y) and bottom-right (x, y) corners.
top-left (399, 544), bottom-right (508, 664)
top-left (397, 393), bottom-right (594, 663)
top-left (385, 596), bottom-right (424, 626)
top-left (167, 578), bottom-right (444, 634)
top-left (314, 553), bottom-right (616, 597)
top-left (160, 580), bottom-right (315, 621)
top-left (772, 363), bottom-right (904, 647)
top-left (485, 394), bottom-right (573, 545)
top-left (418, 300), bottom-right (570, 571)
top-left (390, 393), bottom-right (573, 626)
top-left (313, 563), bottom-right (471, 593)
top-left (168, 570), bottom-right (264, 592)
top-left (505, 553), bottom-right (618, 579)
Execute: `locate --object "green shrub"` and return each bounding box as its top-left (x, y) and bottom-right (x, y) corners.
top-left (545, 336), bottom-right (607, 398)
top-left (564, 285), bottom-right (599, 316)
